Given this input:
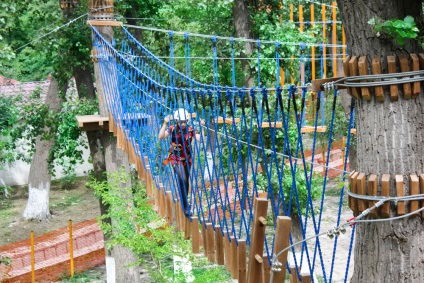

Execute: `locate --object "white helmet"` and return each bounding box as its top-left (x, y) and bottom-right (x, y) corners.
top-left (173, 108), bottom-right (190, 121)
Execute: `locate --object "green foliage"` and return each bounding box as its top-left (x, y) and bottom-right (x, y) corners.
top-left (256, 166), bottom-right (323, 215)
top-left (368, 16), bottom-right (419, 46)
top-left (58, 269), bottom-right (103, 282)
top-left (88, 169), bottom-right (231, 282)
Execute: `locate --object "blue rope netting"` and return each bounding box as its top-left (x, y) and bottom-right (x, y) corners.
top-left (92, 25), bottom-right (356, 283)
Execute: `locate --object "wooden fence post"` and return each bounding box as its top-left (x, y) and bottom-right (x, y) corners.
top-left (238, 239), bottom-right (247, 283)
top-left (191, 217), bottom-right (200, 253)
top-left (215, 226), bottom-right (225, 265)
top-left (271, 216), bottom-right (291, 283)
top-left (247, 198), bottom-right (268, 283)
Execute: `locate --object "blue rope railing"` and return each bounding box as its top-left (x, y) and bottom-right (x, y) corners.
top-left (92, 25), bottom-right (356, 283)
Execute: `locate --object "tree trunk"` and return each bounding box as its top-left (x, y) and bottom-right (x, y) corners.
top-left (73, 63), bottom-right (109, 222)
top-left (23, 77), bottom-right (64, 221)
top-left (336, 1), bottom-right (424, 281)
top-left (93, 25), bottom-right (142, 283)
top-left (233, 0), bottom-right (255, 89)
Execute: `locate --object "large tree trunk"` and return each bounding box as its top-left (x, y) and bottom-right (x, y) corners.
top-left (336, 1), bottom-right (424, 282)
top-left (233, 0), bottom-right (255, 89)
top-left (93, 25), bottom-right (142, 283)
top-left (23, 77), bottom-right (64, 221)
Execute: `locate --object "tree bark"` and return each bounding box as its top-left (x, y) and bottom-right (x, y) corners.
top-left (23, 77), bottom-right (65, 221)
top-left (336, 1), bottom-right (424, 282)
top-left (93, 25), bottom-right (142, 283)
top-left (233, 0), bottom-right (255, 89)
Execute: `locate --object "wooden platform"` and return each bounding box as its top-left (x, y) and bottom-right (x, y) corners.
top-left (86, 20), bottom-right (123, 27)
top-left (76, 115), bottom-right (109, 131)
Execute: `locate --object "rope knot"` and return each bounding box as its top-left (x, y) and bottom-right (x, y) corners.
top-left (250, 88), bottom-right (256, 99)
top-left (168, 31), bottom-right (173, 38)
top-left (261, 87), bottom-right (268, 99)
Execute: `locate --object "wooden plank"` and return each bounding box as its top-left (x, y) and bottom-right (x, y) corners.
top-left (349, 172), bottom-right (359, 215)
top-left (349, 56), bottom-right (361, 99)
top-left (350, 128), bottom-right (357, 135)
top-left (311, 77), bottom-right (346, 92)
top-left (368, 174), bottom-right (378, 218)
top-left (409, 175), bottom-right (419, 217)
top-left (247, 198), bottom-right (269, 283)
top-left (262, 253), bottom-right (271, 283)
top-left (290, 266), bottom-right (301, 283)
top-left (381, 174), bottom-right (391, 217)
top-left (191, 217), bottom-right (200, 253)
top-left (371, 57), bottom-right (385, 101)
top-left (420, 175), bottom-right (424, 218)
top-left (259, 121), bottom-right (283, 128)
top-left (410, 54), bottom-right (421, 98)
top-left (348, 171), bottom-right (356, 210)
top-left (76, 115), bottom-right (110, 131)
top-left (301, 273), bottom-right (312, 283)
top-left (271, 216), bottom-right (291, 283)
top-left (387, 56), bottom-right (399, 101)
top-left (231, 236), bottom-right (238, 279)
top-left (300, 126), bottom-right (327, 133)
top-left (184, 217), bottom-right (191, 240)
top-left (343, 55), bottom-right (351, 76)
top-left (206, 223), bottom-right (215, 262)
top-left (224, 233), bottom-right (232, 272)
top-left (396, 175), bottom-right (405, 215)
top-left (215, 226), bottom-right (225, 265)
top-left (357, 173), bottom-right (367, 213)
top-left (358, 56), bottom-right (371, 100)
top-left (215, 116), bottom-right (240, 124)
top-left (86, 20), bottom-right (123, 26)
top-left (399, 54), bottom-right (412, 99)
top-left (202, 224), bottom-right (208, 257)
top-left (238, 240), bottom-right (247, 283)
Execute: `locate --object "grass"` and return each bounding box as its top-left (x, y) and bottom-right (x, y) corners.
top-left (52, 195), bottom-right (82, 209)
top-left (57, 269), bottom-right (103, 282)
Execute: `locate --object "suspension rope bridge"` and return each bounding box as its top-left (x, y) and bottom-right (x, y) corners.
top-left (87, 22), bottom-right (361, 282)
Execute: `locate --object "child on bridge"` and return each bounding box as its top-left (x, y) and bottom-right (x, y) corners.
top-left (158, 108), bottom-right (204, 217)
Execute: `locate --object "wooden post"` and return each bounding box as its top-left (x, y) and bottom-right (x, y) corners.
top-left (176, 202), bottom-right (182, 231)
top-left (247, 198), bottom-right (269, 283)
top-left (387, 56), bottom-right (399, 101)
top-left (191, 217), bottom-right (200, 253)
top-left (396, 175), bottom-right (405, 215)
top-left (224, 232), bottom-right (232, 272)
top-left (301, 273), bottom-right (312, 283)
top-left (238, 239), bottom-right (247, 283)
top-left (165, 191), bottom-right (173, 225)
top-left (262, 253), bottom-right (271, 283)
top-left (332, 1), bottom-right (337, 76)
top-left (215, 226), bottom-right (225, 265)
top-left (146, 167), bottom-right (152, 197)
top-left (410, 175), bottom-right (419, 217)
top-left (68, 220), bottom-right (74, 277)
top-left (30, 231), bottom-right (35, 283)
top-left (321, 4), bottom-right (326, 78)
top-left (231, 236), bottom-right (238, 279)
top-left (419, 174), bottom-right (424, 218)
top-left (159, 185), bottom-right (166, 217)
top-left (311, 4), bottom-right (315, 80)
top-left (357, 173), bottom-right (367, 213)
top-left (290, 266), bottom-right (301, 283)
top-left (368, 175), bottom-right (378, 218)
top-left (202, 224), bottom-right (208, 256)
top-left (349, 172), bottom-right (359, 215)
top-left (381, 174), bottom-right (391, 217)
top-left (206, 223), bottom-right (215, 262)
top-left (154, 183), bottom-right (159, 208)
top-left (271, 216), bottom-right (291, 283)
top-left (184, 217), bottom-right (191, 240)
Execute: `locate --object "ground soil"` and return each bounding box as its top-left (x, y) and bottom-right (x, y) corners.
top-left (0, 176), bottom-right (108, 282)
top-left (0, 176), bottom-right (101, 247)
top-left (0, 176), bottom-right (354, 282)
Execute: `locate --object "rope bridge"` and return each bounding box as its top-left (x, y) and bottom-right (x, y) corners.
top-left (91, 25), bottom-right (356, 283)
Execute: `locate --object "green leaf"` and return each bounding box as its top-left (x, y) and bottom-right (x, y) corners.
top-left (403, 15), bottom-right (415, 25)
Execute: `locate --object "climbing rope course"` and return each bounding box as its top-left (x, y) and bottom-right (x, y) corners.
top-left (90, 21), bottom-right (361, 282)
